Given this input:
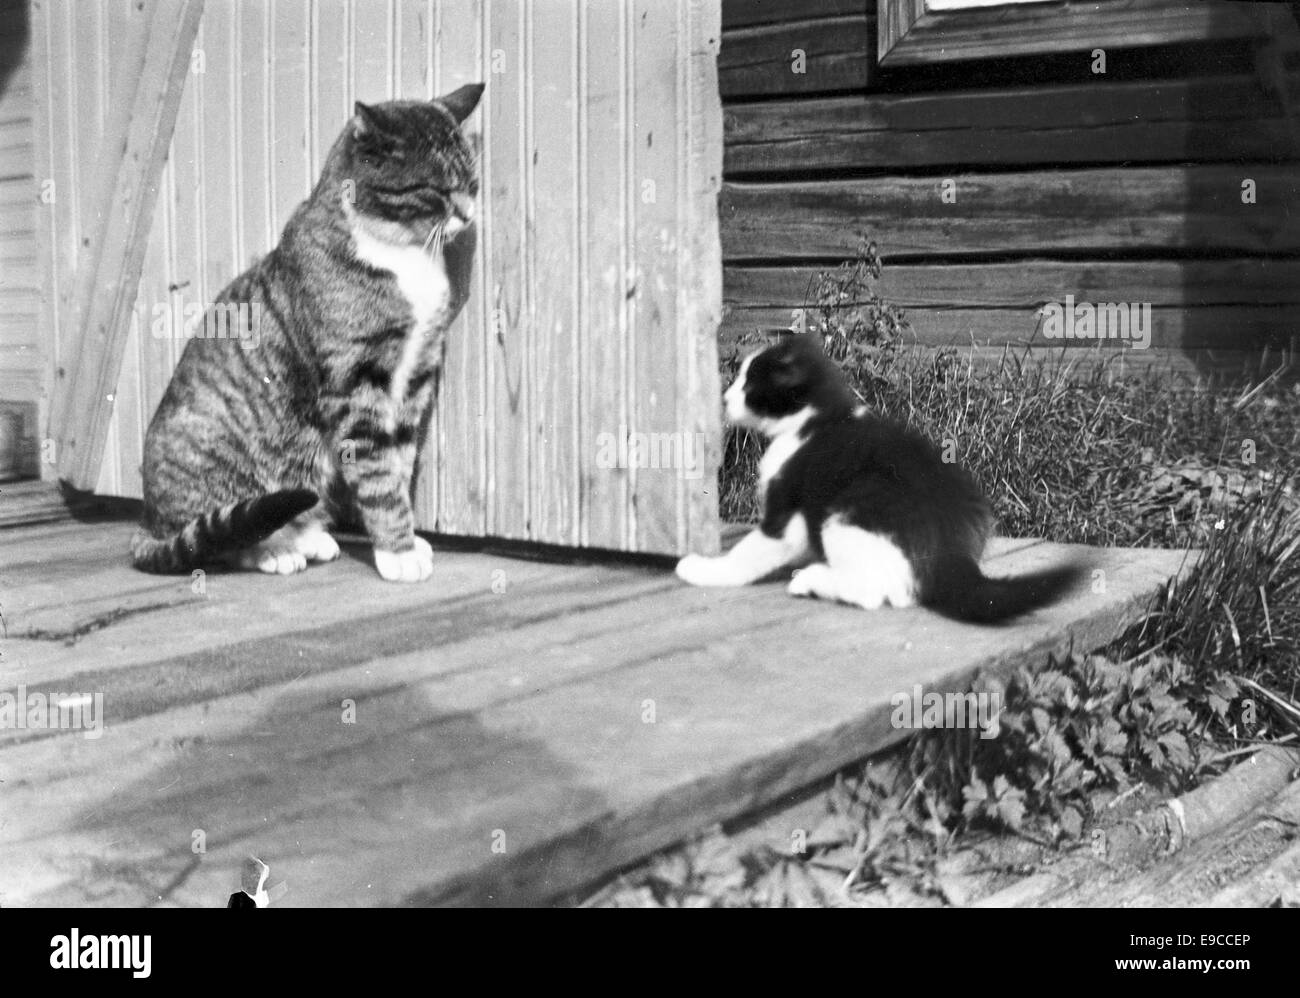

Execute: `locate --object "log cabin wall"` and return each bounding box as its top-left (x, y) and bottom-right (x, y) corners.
top-left (719, 0), bottom-right (1300, 379)
top-left (0, 0), bottom-right (39, 479)
top-left (30, 0), bottom-right (723, 557)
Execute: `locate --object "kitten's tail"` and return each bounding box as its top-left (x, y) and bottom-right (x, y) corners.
top-left (131, 489), bottom-right (319, 574)
top-left (926, 555), bottom-right (1088, 625)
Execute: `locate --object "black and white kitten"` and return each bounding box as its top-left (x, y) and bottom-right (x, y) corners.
top-left (676, 336), bottom-right (1083, 623)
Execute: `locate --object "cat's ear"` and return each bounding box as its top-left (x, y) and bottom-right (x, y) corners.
top-left (352, 101), bottom-right (388, 139)
top-left (438, 82), bottom-right (485, 125)
top-left (770, 349), bottom-right (806, 389)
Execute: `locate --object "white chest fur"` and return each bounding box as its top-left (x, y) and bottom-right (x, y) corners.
top-left (351, 226), bottom-right (451, 405)
top-left (758, 431), bottom-right (804, 489)
top-left (757, 406), bottom-right (813, 491)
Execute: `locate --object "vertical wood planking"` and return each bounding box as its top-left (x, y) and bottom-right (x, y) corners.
top-left (29, 0), bottom-right (54, 465)
top-left (394, 0), bottom-right (428, 97)
top-left (129, 161), bottom-right (176, 499)
top-left (629, 0), bottom-right (682, 554)
top-left (83, 2), bottom-right (116, 496)
top-left (579, 0), bottom-right (630, 549)
top-left (312, 0), bottom-right (349, 180)
top-left (351, 0), bottom-right (392, 104)
top-left (167, 7), bottom-right (205, 431)
top-left (680, 0), bottom-right (722, 554)
top-left (527, 0), bottom-right (579, 545)
top-left (29, 1), bottom-right (60, 475)
top-left (237, 0), bottom-right (272, 271)
top-left (0, 0), bottom-right (41, 423)
top-left (485, 0), bottom-right (528, 540)
top-left (426, 0), bottom-right (488, 536)
top-left (199, 2), bottom-right (238, 304)
top-left (105, 0), bottom-right (158, 498)
top-left (270, 0), bottom-right (310, 235)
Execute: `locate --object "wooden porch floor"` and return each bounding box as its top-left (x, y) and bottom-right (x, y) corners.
top-left (0, 515), bottom-right (1194, 906)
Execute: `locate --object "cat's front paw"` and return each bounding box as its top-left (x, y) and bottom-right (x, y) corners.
top-left (787, 563), bottom-right (831, 598)
top-left (295, 526), bottom-right (340, 563)
top-left (238, 542), bottom-right (308, 576)
top-left (374, 536), bottom-right (434, 582)
top-left (676, 553), bottom-right (739, 587)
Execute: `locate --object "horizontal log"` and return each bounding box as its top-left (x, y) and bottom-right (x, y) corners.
top-left (725, 260), bottom-right (1300, 309)
top-left (722, 0), bottom-right (866, 31)
top-left (721, 166), bottom-right (1300, 259)
top-left (719, 15), bottom-right (870, 98)
top-left (720, 304), bottom-right (1300, 355)
top-left (725, 75), bottom-right (1300, 174)
top-left (716, 333), bottom-right (1291, 383)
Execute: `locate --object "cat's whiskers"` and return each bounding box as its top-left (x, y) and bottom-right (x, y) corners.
top-left (422, 220), bottom-right (445, 259)
top-left (432, 221), bottom-right (449, 260)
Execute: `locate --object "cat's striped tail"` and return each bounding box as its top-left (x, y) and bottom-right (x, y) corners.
top-left (131, 489), bottom-right (319, 574)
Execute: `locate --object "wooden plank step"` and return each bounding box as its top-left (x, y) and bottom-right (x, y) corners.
top-left (720, 166), bottom-right (1300, 260)
top-left (725, 76), bottom-right (1300, 175)
top-left (0, 519), bottom-right (1195, 906)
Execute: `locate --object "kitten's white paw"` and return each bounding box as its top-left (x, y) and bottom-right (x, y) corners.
top-left (374, 535), bottom-right (434, 583)
top-left (295, 527), bottom-right (340, 563)
top-left (676, 553), bottom-right (740, 587)
top-left (787, 564), bottom-right (830, 598)
top-left (239, 543), bottom-right (308, 576)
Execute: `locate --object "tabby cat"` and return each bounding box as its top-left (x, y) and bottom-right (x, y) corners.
top-left (132, 84), bottom-right (484, 582)
top-left (676, 335), bottom-right (1084, 622)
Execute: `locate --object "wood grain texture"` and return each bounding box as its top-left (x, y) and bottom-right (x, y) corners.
top-left (681, 0), bottom-right (725, 556)
top-left (579, 0), bottom-right (631, 549)
top-left (723, 302), bottom-right (1300, 350)
top-left (721, 166), bottom-right (1300, 260)
top-left (0, 0), bottom-right (36, 414)
top-left (630, 0), bottom-right (681, 554)
top-left (716, 333), bottom-right (1292, 385)
top-left (726, 260), bottom-right (1300, 309)
top-left (485, 0), bottom-right (529, 540)
top-left (719, 11), bottom-right (871, 98)
top-left (878, 0), bottom-right (1294, 67)
top-left (50, 0), bottom-right (204, 489)
top-left (428, 0), bottom-right (489, 539)
top-left (529, 0), bottom-right (580, 547)
top-left (722, 0), bottom-right (866, 30)
top-left (0, 480), bottom-right (136, 529)
top-left (725, 75), bottom-right (1300, 174)
top-left (0, 519), bottom-right (1194, 906)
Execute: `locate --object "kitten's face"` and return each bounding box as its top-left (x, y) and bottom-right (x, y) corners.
top-left (346, 83), bottom-right (484, 246)
top-left (724, 337), bottom-right (832, 433)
